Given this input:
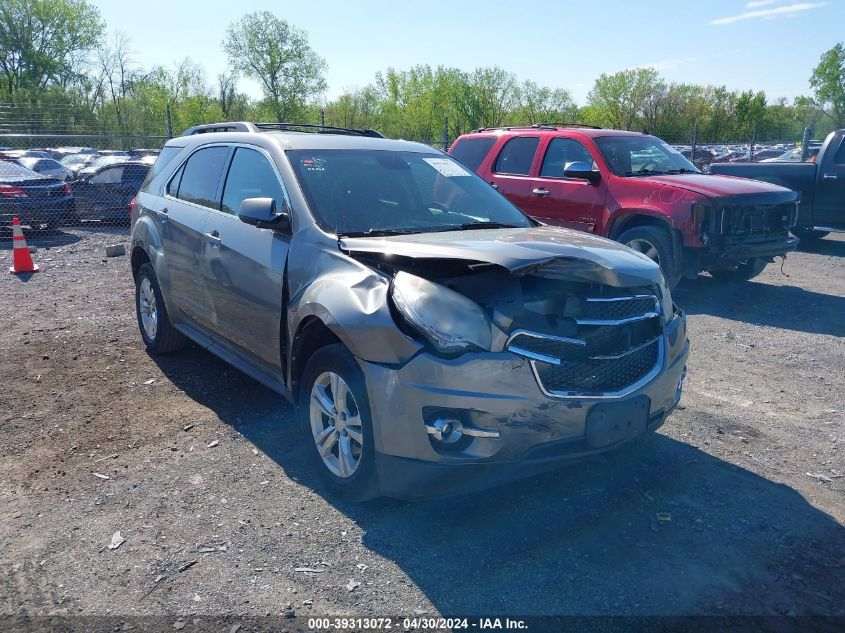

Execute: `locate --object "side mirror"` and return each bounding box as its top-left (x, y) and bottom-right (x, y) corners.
top-left (238, 197), bottom-right (291, 232)
top-left (563, 161), bottom-right (600, 183)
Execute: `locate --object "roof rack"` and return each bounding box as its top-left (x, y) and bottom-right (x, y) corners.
top-left (180, 121), bottom-right (384, 138)
top-left (470, 122), bottom-right (602, 133)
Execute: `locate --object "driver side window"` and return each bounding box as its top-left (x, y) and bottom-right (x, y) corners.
top-left (220, 147), bottom-right (287, 215)
top-left (539, 139), bottom-right (596, 178)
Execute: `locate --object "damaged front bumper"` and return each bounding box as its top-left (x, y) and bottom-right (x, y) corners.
top-left (698, 199), bottom-right (800, 263)
top-left (360, 311), bottom-right (689, 499)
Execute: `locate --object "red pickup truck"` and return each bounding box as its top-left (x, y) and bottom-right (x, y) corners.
top-left (449, 125), bottom-right (799, 286)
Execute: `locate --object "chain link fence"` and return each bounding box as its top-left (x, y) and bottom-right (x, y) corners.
top-left (0, 133), bottom-right (167, 236)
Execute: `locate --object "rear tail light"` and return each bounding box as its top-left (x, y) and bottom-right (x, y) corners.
top-left (129, 196), bottom-right (137, 223)
top-left (63, 183), bottom-right (71, 194)
top-left (0, 184), bottom-right (27, 198)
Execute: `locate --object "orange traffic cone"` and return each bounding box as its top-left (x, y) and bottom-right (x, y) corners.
top-left (9, 217), bottom-right (39, 274)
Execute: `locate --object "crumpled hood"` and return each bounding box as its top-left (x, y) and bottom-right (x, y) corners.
top-left (638, 173), bottom-right (797, 202)
top-left (340, 226), bottom-right (663, 287)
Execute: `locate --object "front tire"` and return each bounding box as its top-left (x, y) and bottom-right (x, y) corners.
top-left (298, 343), bottom-right (379, 502)
top-left (617, 225), bottom-right (680, 288)
top-left (709, 257), bottom-right (768, 282)
top-left (135, 262), bottom-right (186, 354)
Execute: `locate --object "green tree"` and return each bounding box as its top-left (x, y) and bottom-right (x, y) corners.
top-left (518, 80), bottom-right (578, 124)
top-left (223, 11), bottom-right (326, 122)
top-left (809, 42), bottom-right (845, 128)
top-left (0, 0), bottom-right (104, 99)
top-left (586, 68), bottom-right (664, 130)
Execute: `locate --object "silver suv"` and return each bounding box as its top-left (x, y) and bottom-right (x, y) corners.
top-left (130, 122), bottom-right (689, 500)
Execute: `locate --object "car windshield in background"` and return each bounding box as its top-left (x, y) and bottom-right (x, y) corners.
top-left (287, 149), bottom-right (532, 237)
top-left (595, 136), bottom-right (700, 176)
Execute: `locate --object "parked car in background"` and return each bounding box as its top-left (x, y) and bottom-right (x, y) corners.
top-left (680, 147), bottom-right (715, 170)
top-left (760, 145), bottom-right (822, 163)
top-left (0, 160), bottom-right (75, 230)
top-left (73, 160), bottom-right (150, 224)
top-left (129, 148), bottom-right (161, 158)
top-left (0, 149), bottom-right (52, 162)
top-left (60, 153), bottom-right (98, 178)
top-left (710, 129), bottom-right (845, 241)
top-left (129, 121), bottom-right (689, 500)
top-left (728, 148), bottom-right (783, 163)
top-left (76, 155), bottom-right (129, 180)
top-left (449, 125), bottom-right (799, 285)
top-left (17, 156), bottom-right (73, 181)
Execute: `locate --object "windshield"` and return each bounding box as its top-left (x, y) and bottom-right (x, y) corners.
top-left (61, 154), bottom-right (93, 167)
top-left (288, 149), bottom-right (533, 237)
top-left (81, 156), bottom-right (124, 172)
top-left (594, 136), bottom-right (700, 176)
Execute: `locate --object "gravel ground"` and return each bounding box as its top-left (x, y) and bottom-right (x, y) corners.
top-left (0, 227), bottom-right (843, 623)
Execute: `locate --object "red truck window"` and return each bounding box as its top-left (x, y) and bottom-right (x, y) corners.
top-left (494, 137), bottom-right (539, 175)
top-left (450, 137), bottom-right (496, 171)
top-left (539, 138), bottom-right (595, 178)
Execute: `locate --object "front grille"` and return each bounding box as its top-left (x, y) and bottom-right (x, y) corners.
top-left (713, 202), bottom-right (796, 237)
top-left (535, 338), bottom-right (660, 395)
top-left (583, 296), bottom-right (657, 321)
top-left (507, 291), bottom-right (663, 397)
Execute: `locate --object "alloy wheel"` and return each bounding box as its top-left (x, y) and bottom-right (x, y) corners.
top-left (626, 238), bottom-right (661, 265)
top-left (139, 277), bottom-right (158, 340)
top-left (309, 371), bottom-right (364, 478)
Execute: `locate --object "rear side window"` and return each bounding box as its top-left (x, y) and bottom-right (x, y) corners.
top-left (540, 138), bottom-right (596, 178)
top-left (834, 139), bottom-right (845, 165)
top-left (494, 137), bottom-right (540, 175)
top-left (167, 165), bottom-right (183, 197)
top-left (174, 146), bottom-right (230, 208)
top-left (90, 166), bottom-right (124, 184)
top-left (141, 146), bottom-right (182, 190)
top-left (450, 137), bottom-right (496, 171)
top-left (123, 165), bottom-right (150, 183)
top-left (221, 147), bottom-right (286, 215)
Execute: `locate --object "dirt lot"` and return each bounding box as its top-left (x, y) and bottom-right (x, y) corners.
top-left (1, 227), bottom-right (844, 625)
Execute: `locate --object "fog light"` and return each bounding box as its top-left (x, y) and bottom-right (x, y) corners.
top-left (426, 418), bottom-right (463, 444)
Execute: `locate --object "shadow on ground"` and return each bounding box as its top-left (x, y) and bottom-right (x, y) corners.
top-left (796, 236), bottom-right (845, 257)
top-left (674, 276), bottom-right (845, 338)
top-left (152, 345), bottom-right (845, 616)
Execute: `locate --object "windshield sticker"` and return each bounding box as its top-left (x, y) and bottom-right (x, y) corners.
top-left (423, 157), bottom-right (471, 177)
top-left (301, 158), bottom-right (326, 172)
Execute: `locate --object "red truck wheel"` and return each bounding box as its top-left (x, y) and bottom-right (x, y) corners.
top-left (617, 226), bottom-right (679, 288)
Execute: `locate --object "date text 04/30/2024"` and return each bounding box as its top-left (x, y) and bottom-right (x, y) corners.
top-left (307, 617), bottom-right (528, 630)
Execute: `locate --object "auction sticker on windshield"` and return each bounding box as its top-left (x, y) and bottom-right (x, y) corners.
top-left (424, 157), bottom-right (471, 177)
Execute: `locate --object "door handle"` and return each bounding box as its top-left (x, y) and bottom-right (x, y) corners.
top-left (205, 230), bottom-right (222, 247)
top-left (532, 188), bottom-right (551, 197)
top-left (823, 173), bottom-right (838, 180)
top-left (157, 207), bottom-right (168, 224)
top-left (489, 182), bottom-right (498, 190)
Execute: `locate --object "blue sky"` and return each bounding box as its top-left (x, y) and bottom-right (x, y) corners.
top-left (94, 0), bottom-right (841, 104)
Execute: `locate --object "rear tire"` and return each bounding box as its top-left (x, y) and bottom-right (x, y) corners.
top-left (135, 262), bottom-right (186, 354)
top-left (298, 343), bottom-right (379, 502)
top-left (709, 257), bottom-right (768, 282)
top-left (617, 225), bottom-right (680, 288)
top-left (791, 227), bottom-right (829, 242)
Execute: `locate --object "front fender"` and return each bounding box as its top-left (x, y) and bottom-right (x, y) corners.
top-left (287, 236), bottom-right (422, 366)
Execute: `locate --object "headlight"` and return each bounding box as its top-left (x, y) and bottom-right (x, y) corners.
top-left (391, 271), bottom-right (491, 354)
